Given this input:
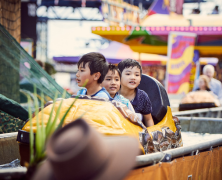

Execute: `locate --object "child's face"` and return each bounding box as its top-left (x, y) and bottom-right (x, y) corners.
top-left (76, 63), bottom-right (93, 87)
top-left (102, 70), bottom-right (120, 98)
top-left (121, 66), bottom-right (141, 90)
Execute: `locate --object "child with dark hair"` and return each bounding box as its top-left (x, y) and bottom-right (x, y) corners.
top-left (101, 64), bottom-right (135, 111)
top-left (76, 52), bottom-right (110, 99)
top-left (118, 59), bottom-right (154, 127)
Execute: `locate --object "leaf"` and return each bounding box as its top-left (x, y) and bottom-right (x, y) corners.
top-left (57, 95), bottom-right (79, 130)
top-left (47, 90), bottom-right (67, 136)
top-left (28, 80), bottom-right (88, 165)
top-left (45, 91), bottom-right (59, 137)
top-left (33, 85), bottom-right (42, 160)
top-left (57, 79), bottom-right (89, 129)
top-left (78, 107), bottom-right (91, 119)
top-left (40, 92), bottom-right (46, 152)
top-left (27, 95), bottom-right (34, 165)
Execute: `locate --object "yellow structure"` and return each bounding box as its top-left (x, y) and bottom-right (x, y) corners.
top-left (22, 98), bottom-right (180, 153)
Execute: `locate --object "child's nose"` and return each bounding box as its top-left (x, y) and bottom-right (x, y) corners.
top-left (131, 75), bottom-right (136, 79)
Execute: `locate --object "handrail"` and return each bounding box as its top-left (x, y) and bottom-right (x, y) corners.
top-left (178, 117), bottom-right (222, 122)
top-left (2, 133), bottom-right (222, 170)
top-left (177, 116), bottom-right (222, 134)
top-left (0, 132), bottom-right (17, 138)
top-left (173, 107), bottom-right (222, 118)
top-left (135, 137), bottom-right (222, 168)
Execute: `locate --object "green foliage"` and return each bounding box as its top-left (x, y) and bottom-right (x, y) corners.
top-left (45, 91), bottom-right (58, 137)
top-left (47, 91), bottom-right (67, 136)
top-left (28, 80), bottom-right (88, 166)
top-left (33, 85), bottom-right (42, 161)
top-left (27, 95), bottom-right (34, 165)
top-left (57, 94), bottom-right (80, 130)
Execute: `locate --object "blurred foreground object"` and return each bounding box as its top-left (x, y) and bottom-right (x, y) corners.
top-left (33, 118), bottom-right (139, 180)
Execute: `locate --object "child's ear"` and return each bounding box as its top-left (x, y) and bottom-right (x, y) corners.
top-left (93, 72), bottom-right (101, 81)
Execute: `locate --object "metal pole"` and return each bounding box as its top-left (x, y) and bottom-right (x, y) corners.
top-left (197, 0), bottom-right (200, 12)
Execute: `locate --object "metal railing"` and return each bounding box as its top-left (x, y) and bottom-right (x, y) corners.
top-left (173, 107), bottom-right (222, 118)
top-left (136, 137), bottom-right (222, 167)
top-left (178, 116), bottom-right (222, 134)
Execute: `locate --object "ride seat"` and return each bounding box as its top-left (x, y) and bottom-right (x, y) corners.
top-left (138, 74), bottom-right (170, 124)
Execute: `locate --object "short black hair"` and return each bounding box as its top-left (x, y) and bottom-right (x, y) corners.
top-left (77, 52), bottom-right (108, 84)
top-left (107, 64), bottom-right (121, 78)
top-left (118, 59), bottom-right (142, 75)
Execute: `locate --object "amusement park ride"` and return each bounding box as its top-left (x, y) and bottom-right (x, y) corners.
top-left (1, 0), bottom-right (222, 179)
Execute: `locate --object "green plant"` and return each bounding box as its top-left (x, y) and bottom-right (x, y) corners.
top-left (28, 81), bottom-right (88, 166)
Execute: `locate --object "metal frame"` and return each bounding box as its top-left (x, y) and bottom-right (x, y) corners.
top-left (37, 6), bottom-right (103, 21)
top-left (173, 107), bottom-right (222, 118)
top-left (36, 6), bottom-right (104, 61)
top-left (178, 116), bottom-right (222, 134)
top-left (36, 19), bottom-right (48, 61)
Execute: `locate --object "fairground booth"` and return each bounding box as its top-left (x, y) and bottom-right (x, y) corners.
top-left (90, 0), bottom-right (222, 94)
top-left (54, 0), bottom-right (222, 94)
top-left (53, 41), bottom-right (218, 88)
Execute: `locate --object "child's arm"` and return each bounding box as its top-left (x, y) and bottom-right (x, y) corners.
top-left (127, 100), bottom-right (144, 122)
top-left (143, 113), bottom-right (154, 127)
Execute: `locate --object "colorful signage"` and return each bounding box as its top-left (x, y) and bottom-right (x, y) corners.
top-left (189, 50), bottom-right (200, 91)
top-left (101, 0), bottom-right (140, 26)
top-left (147, 0), bottom-right (184, 16)
top-left (168, 0), bottom-right (184, 15)
top-left (147, 0), bottom-right (169, 16)
top-left (166, 32), bottom-right (196, 94)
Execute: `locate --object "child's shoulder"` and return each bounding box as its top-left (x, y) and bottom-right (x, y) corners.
top-left (119, 94), bottom-right (130, 103)
top-left (134, 88), bottom-right (152, 114)
top-left (77, 88), bottom-right (87, 95)
top-left (137, 88), bottom-right (149, 99)
top-left (136, 88), bottom-right (152, 106)
top-left (95, 87), bottom-right (111, 100)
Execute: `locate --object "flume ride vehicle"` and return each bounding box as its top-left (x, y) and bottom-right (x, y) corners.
top-left (16, 75), bottom-right (222, 180)
top-left (17, 74), bottom-right (182, 164)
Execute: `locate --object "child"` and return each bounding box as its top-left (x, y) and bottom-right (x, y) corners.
top-left (118, 59), bottom-right (154, 127)
top-left (76, 52), bottom-right (110, 99)
top-left (101, 64), bottom-right (135, 112)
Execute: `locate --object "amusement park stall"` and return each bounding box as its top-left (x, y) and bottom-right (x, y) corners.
top-left (53, 40), bottom-right (219, 88)
top-left (53, 41), bottom-right (169, 86)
